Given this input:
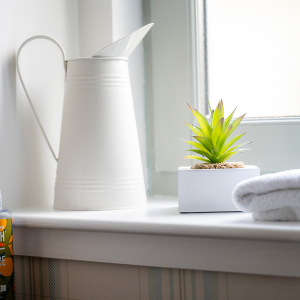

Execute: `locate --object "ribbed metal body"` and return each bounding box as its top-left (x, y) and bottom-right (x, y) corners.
top-left (54, 58), bottom-right (146, 210)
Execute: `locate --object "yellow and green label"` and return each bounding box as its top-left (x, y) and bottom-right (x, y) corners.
top-left (0, 218), bottom-right (14, 300)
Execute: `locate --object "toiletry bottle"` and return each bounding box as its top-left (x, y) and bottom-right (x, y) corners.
top-left (0, 191), bottom-right (14, 300)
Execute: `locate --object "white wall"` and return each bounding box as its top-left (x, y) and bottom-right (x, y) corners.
top-left (0, 0), bottom-right (79, 208)
top-left (0, 0), bottom-right (147, 208)
top-left (78, 0), bottom-right (113, 57)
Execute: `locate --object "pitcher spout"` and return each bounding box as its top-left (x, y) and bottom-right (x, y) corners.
top-left (92, 23), bottom-right (154, 58)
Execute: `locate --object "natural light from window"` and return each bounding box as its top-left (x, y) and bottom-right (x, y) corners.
top-left (202, 0), bottom-right (300, 118)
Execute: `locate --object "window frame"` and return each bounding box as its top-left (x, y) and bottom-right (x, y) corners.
top-left (143, 0), bottom-right (201, 195)
top-left (143, 0), bottom-right (300, 196)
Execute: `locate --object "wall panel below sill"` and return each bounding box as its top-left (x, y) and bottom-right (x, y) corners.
top-left (14, 256), bottom-right (300, 300)
top-left (14, 227), bottom-right (300, 278)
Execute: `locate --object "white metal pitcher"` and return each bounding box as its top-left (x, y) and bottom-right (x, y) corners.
top-left (16, 24), bottom-right (153, 210)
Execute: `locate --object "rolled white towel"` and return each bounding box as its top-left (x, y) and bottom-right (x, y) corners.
top-left (232, 169), bottom-right (300, 221)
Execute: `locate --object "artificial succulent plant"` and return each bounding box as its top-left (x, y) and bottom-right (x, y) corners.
top-left (183, 100), bottom-right (250, 164)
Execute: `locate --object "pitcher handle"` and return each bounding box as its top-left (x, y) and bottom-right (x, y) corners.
top-left (16, 35), bottom-right (67, 162)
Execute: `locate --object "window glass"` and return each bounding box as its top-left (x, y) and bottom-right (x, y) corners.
top-left (205, 0), bottom-right (300, 118)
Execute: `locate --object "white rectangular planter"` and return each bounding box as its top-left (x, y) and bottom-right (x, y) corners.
top-left (178, 165), bottom-right (260, 213)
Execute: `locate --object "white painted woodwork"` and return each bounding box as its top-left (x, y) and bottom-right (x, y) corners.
top-left (146, 0), bottom-right (193, 173)
top-left (12, 197), bottom-right (300, 277)
top-left (232, 121), bottom-right (300, 174)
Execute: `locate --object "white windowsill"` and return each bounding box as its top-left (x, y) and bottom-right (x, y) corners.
top-left (12, 197), bottom-right (300, 277)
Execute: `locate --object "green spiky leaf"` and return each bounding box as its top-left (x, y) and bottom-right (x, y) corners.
top-left (219, 148), bottom-right (250, 162)
top-left (218, 152), bottom-right (235, 162)
top-left (211, 117), bottom-right (225, 148)
top-left (194, 109), bottom-right (212, 139)
top-left (184, 121), bottom-right (203, 136)
top-left (222, 132), bottom-right (246, 154)
top-left (225, 107), bottom-right (236, 130)
top-left (209, 110), bottom-right (214, 127)
top-left (184, 140), bottom-right (211, 156)
top-left (186, 149), bottom-right (214, 160)
top-left (220, 99), bottom-right (224, 118)
top-left (183, 155), bottom-right (211, 162)
top-left (193, 136), bottom-right (213, 152)
top-left (224, 142), bottom-right (251, 154)
top-left (215, 125), bottom-right (233, 152)
top-left (208, 99), bottom-right (212, 116)
top-left (217, 151), bottom-right (238, 162)
top-left (194, 125), bottom-right (205, 136)
top-left (227, 114), bottom-right (246, 138)
top-left (186, 102), bottom-right (196, 117)
top-left (212, 102), bottom-right (223, 128)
